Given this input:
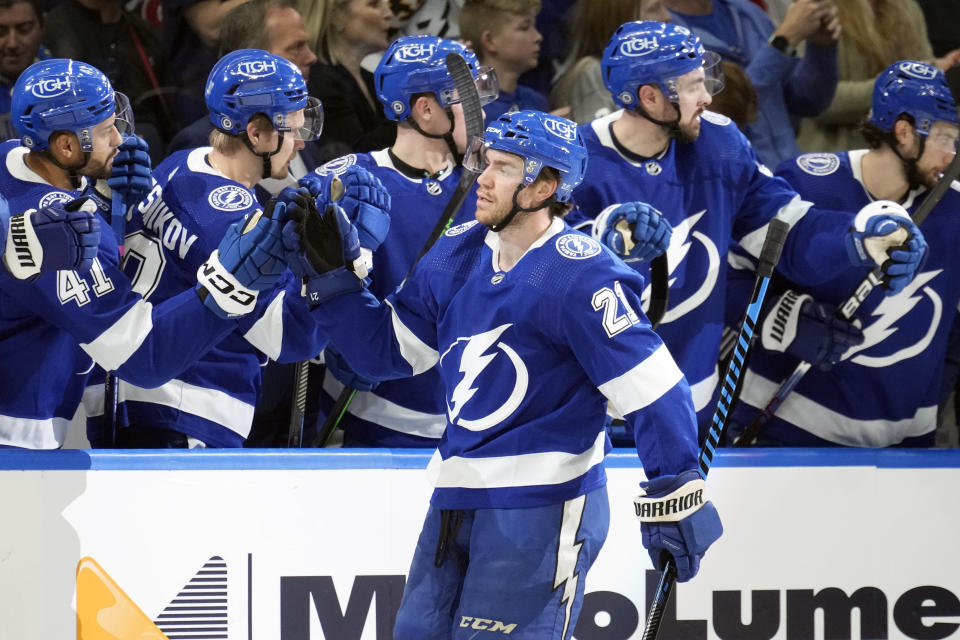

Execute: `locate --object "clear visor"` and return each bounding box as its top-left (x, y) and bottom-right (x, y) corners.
top-left (438, 66), bottom-right (500, 108)
top-left (276, 96), bottom-right (324, 141)
top-left (925, 121), bottom-right (959, 153)
top-left (662, 50), bottom-right (725, 101)
top-left (462, 135), bottom-right (487, 172)
top-left (462, 139), bottom-right (528, 180)
top-left (78, 92), bottom-right (133, 152)
top-left (114, 92), bottom-right (135, 137)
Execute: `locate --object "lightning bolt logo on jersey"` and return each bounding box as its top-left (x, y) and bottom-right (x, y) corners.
top-left (733, 150), bottom-right (960, 447)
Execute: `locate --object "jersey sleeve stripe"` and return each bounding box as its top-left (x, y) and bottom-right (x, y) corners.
top-left (689, 366), bottom-right (719, 412)
top-left (242, 290), bottom-right (286, 360)
top-left (322, 372), bottom-right (447, 439)
top-left (738, 196), bottom-right (811, 258)
top-left (426, 430), bottom-right (607, 489)
top-left (123, 379), bottom-right (256, 438)
top-left (79, 299), bottom-right (155, 372)
top-left (598, 343), bottom-right (684, 416)
top-left (385, 299), bottom-right (439, 375)
top-left (0, 415), bottom-right (71, 449)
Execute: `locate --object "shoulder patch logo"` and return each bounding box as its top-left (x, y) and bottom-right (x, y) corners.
top-left (208, 185), bottom-right (254, 211)
top-left (796, 153), bottom-right (840, 176)
top-left (39, 191), bottom-right (73, 208)
top-left (316, 155), bottom-right (357, 176)
top-left (700, 110), bottom-right (731, 126)
top-left (446, 220), bottom-right (478, 236)
top-left (556, 233), bottom-right (601, 259)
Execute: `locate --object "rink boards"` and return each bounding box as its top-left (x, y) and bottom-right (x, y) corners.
top-left (2, 447), bottom-right (959, 640)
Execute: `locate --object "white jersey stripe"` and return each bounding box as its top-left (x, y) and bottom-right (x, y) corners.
top-left (79, 299), bottom-right (155, 372)
top-left (598, 343), bottom-right (683, 416)
top-left (0, 414), bottom-right (71, 449)
top-left (689, 366), bottom-right (719, 412)
top-left (123, 379), bottom-right (256, 438)
top-left (243, 290), bottom-right (286, 360)
top-left (426, 430), bottom-right (607, 489)
top-left (386, 299), bottom-right (439, 375)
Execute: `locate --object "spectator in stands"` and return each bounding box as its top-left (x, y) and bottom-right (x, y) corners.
top-left (459, 0), bottom-right (548, 125)
top-left (300, 0), bottom-right (395, 159)
top-left (44, 0), bottom-right (173, 164)
top-left (550, 0), bottom-right (670, 124)
top-left (0, 0), bottom-right (48, 141)
top-left (666, 0), bottom-right (841, 169)
top-left (161, 0), bottom-right (252, 131)
top-left (710, 60), bottom-right (757, 131)
top-left (166, 0), bottom-right (323, 183)
top-left (797, 0), bottom-right (960, 154)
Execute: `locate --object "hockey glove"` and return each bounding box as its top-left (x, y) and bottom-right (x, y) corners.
top-left (196, 198), bottom-right (291, 318)
top-left (2, 198), bottom-right (100, 279)
top-left (324, 346), bottom-right (380, 391)
top-left (845, 200), bottom-right (928, 295)
top-left (107, 135), bottom-right (153, 209)
top-left (635, 469), bottom-right (723, 583)
top-left (299, 164), bottom-right (391, 252)
top-left (593, 201), bottom-right (673, 263)
top-left (760, 290), bottom-right (864, 370)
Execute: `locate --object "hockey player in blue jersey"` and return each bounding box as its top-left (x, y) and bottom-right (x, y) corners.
top-left (574, 21), bottom-right (929, 439)
top-left (116, 49), bottom-right (373, 448)
top-left (0, 198), bottom-right (99, 281)
top-left (0, 58), bottom-right (299, 449)
top-left (306, 35), bottom-right (498, 447)
top-left (727, 60), bottom-right (960, 447)
top-left (291, 110), bottom-right (723, 639)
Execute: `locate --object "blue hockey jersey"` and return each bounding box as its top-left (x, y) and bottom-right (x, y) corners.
top-left (314, 150), bottom-right (477, 447)
top-left (309, 218), bottom-right (700, 509)
top-left (119, 147), bottom-right (329, 447)
top-left (572, 110), bottom-right (854, 430)
top-left (0, 140), bottom-right (242, 448)
top-left (729, 150), bottom-right (960, 446)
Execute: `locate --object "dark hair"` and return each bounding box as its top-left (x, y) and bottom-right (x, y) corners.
top-left (219, 0), bottom-right (294, 55)
top-left (860, 113), bottom-right (914, 150)
top-left (0, 0), bottom-right (43, 23)
top-left (534, 166), bottom-right (573, 218)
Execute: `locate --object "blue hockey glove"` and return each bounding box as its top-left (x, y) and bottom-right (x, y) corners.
top-left (107, 135), bottom-right (153, 209)
top-left (299, 164), bottom-right (391, 251)
top-left (760, 290), bottom-right (864, 370)
top-left (845, 200), bottom-right (928, 296)
top-left (593, 201), bottom-right (672, 263)
top-left (635, 469), bottom-right (723, 583)
top-left (196, 198), bottom-right (291, 318)
top-left (324, 346), bottom-right (379, 391)
top-left (2, 198), bottom-right (100, 279)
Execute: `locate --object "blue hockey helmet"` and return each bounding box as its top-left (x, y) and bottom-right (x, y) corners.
top-left (205, 48), bottom-right (323, 140)
top-left (869, 60), bottom-right (958, 136)
top-left (601, 21), bottom-right (724, 109)
top-left (12, 58), bottom-right (134, 151)
top-left (467, 110), bottom-right (587, 203)
top-left (375, 35), bottom-right (499, 122)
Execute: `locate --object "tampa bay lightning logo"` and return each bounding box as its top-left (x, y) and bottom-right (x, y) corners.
top-left (842, 269), bottom-right (943, 368)
top-left (30, 75), bottom-right (71, 98)
top-left (701, 110), bottom-right (731, 127)
top-left (544, 117), bottom-right (577, 141)
top-left (394, 41), bottom-right (436, 63)
top-left (898, 61), bottom-right (938, 80)
top-left (797, 153), bottom-right (841, 176)
top-left (649, 209), bottom-right (720, 325)
top-left (556, 233), bottom-right (601, 259)
top-left (445, 220), bottom-right (478, 236)
top-left (39, 191), bottom-right (74, 208)
top-left (208, 185), bottom-right (253, 211)
top-left (316, 154), bottom-right (356, 176)
top-left (232, 59), bottom-right (277, 79)
top-left (441, 324), bottom-right (529, 431)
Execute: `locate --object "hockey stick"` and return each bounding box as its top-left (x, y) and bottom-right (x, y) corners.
top-left (101, 192), bottom-right (127, 448)
top-left (612, 221), bottom-right (669, 328)
top-left (734, 150), bottom-right (960, 447)
top-left (311, 52), bottom-right (485, 448)
top-left (641, 218), bottom-right (789, 640)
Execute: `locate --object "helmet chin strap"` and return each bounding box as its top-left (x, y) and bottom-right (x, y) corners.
top-left (241, 131), bottom-right (286, 180)
top-left (486, 184), bottom-right (551, 232)
top-left (41, 147), bottom-right (90, 190)
top-left (633, 101), bottom-right (684, 140)
top-left (409, 107), bottom-right (462, 164)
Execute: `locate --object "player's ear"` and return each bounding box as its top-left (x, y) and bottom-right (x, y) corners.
top-left (638, 84), bottom-right (660, 111)
top-left (49, 131), bottom-right (79, 163)
top-left (892, 118), bottom-right (917, 151)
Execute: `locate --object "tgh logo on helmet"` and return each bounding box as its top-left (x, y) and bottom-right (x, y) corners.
top-left (395, 42), bottom-right (436, 63)
top-left (232, 59), bottom-right (278, 79)
top-left (620, 36), bottom-right (658, 57)
top-left (898, 61), bottom-right (938, 80)
top-left (544, 118), bottom-right (577, 141)
top-left (31, 75), bottom-right (72, 99)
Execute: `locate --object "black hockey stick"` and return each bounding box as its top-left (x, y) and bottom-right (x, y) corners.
top-left (641, 218), bottom-right (789, 640)
top-left (101, 192), bottom-right (127, 447)
top-left (612, 220), bottom-right (669, 328)
top-left (734, 150), bottom-right (960, 447)
top-left (312, 52), bottom-right (485, 448)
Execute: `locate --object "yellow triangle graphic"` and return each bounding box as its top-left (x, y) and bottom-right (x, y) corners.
top-left (76, 557), bottom-right (169, 640)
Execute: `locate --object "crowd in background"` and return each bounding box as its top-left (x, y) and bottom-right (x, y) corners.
top-left (3, 0), bottom-right (960, 448)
